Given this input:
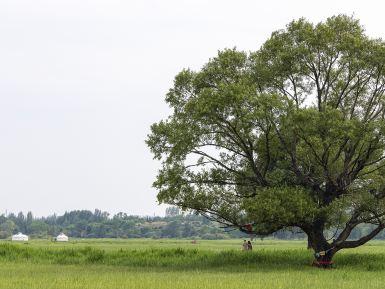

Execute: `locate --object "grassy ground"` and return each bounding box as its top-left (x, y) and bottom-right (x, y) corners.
top-left (0, 239), bottom-right (384, 289)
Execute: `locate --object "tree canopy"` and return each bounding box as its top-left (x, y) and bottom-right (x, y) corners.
top-left (147, 15), bottom-right (385, 261)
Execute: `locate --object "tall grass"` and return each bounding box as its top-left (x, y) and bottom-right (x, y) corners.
top-left (1, 242), bottom-right (384, 271)
top-left (1, 240), bottom-right (385, 289)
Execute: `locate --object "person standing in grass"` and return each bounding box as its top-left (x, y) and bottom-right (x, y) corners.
top-left (247, 241), bottom-right (253, 251)
top-left (242, 240), bottom-right (248, 251)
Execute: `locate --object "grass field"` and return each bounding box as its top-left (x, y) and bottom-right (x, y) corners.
top-left (0, 239), bottom-right (384, 289)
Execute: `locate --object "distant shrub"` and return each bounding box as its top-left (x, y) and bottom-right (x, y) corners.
top-left (0, 232), bottom-right (8, 239)
top-left (85, 249), bottom-right (105, 263)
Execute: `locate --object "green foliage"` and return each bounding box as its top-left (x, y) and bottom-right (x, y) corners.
top-left (147, 15), bottom-right (385, 255)
top-left (242, 187), bottom-right (318, 234)
top-left (0, 209), bottom-right (247, 240)
top-left (4, 207), bottom-right (381, 241)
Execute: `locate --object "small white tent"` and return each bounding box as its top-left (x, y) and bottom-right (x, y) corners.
top-left (12, 232), bottom-right (28, 241)
top-left (56, 233), bottom-right (69, 242)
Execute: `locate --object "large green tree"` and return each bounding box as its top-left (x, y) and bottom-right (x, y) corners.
top-left (147, 15), bottom-right (385, 264)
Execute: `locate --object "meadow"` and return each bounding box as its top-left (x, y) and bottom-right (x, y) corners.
top-left (0, 239), bottom-right (384, 289)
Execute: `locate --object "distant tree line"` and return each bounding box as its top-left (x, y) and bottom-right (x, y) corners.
top-left (0, 208), bottom-right (384, 240)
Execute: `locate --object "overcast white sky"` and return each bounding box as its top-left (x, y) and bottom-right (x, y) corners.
top-left (0, 0), bottom-right (384, 217)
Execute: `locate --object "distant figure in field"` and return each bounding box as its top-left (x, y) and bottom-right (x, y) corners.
top-left (247, 241), bottom-right (253, 251)
top-left (242, 240), bottom-right (248, 251)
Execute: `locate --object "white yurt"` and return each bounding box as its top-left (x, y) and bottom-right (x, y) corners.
top-left (11, 232), bottom-right (28, 241)
top-left (56, 233), bottom-right (69, 242)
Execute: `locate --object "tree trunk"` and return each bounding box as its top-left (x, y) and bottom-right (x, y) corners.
top-left (306, 224), bottom-right (335, 268)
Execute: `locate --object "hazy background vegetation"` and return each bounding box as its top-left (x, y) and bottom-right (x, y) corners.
top-left (0, 208), bottom-right (383, 241)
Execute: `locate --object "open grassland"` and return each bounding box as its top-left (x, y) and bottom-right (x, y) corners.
top-left (0, 239), bottom-right (385, 289)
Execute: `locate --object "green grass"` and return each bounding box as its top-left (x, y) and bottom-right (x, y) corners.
top-left (0, 239), bottom-right (385, 288)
